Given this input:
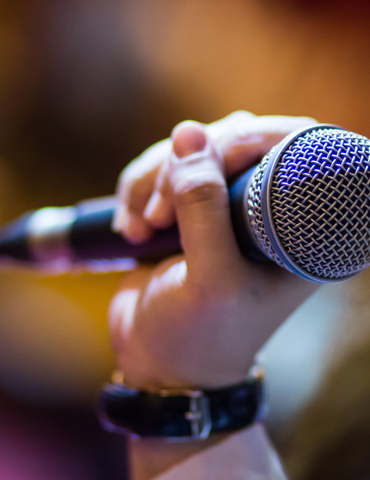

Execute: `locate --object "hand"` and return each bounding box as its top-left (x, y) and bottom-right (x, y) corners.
top-left (109, 112), bottom-right (318, 392)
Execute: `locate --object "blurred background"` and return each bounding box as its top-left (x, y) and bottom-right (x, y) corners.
top-left (1, 0), bottom-right (370, 478)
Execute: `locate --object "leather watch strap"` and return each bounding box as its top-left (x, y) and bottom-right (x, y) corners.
top-left (98, 366), bottom-right (264, 440)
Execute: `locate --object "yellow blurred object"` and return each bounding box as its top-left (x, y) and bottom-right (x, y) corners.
top-left (0, 269), bottom-right (125, 405)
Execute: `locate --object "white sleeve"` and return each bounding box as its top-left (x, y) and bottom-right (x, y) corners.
top-left (153, 424), bottom-right (288, 480)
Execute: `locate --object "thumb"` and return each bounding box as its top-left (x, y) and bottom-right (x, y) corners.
top-left (169, 121), bottom-right (245, 283)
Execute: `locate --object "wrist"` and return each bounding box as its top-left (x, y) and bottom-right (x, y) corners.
top-left (129, 432), bottom-right (231, 480)
top-left (129, 424), bottom-right (287, 480)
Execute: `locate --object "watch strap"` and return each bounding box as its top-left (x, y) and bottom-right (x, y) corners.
top-left (98, 366), bottom-right (264, 440)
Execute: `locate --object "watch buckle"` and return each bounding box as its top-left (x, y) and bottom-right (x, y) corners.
top-left (160, 388), bottom-right (212, 440)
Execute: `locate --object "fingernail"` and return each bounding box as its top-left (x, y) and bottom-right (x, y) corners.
top-left (144, 190), bottom-right (162, 220)
top-left (144, 191), bottom-right (175, 227)
top-left (125, 212), bottom-right (152, 243)
top-left (172, 123), bottom-right (207, 159)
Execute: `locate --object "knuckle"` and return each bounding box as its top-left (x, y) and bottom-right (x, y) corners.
top-left (174, 176), bottom-right (227, 207)
top-left (215, 111), bottom-right (255, 133)
top-left (227, 110), bottom-right (254, 123)
top-left (116, 139), bottom-right (171, 208)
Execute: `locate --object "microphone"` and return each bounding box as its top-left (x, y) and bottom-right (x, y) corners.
top-left (229, 124), bottom-right (370, 282)
top-left (1, 124), bottom-right (370, 283)
top-left (0, 196), bottom-right (182, 273)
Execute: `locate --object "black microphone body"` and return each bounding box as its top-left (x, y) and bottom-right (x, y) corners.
top-left (0, 197), bottom-right (183, 272)
top-left (2, 124), bottom-right (370, 282)
top-left (0, 181), bottom-right (264, 272)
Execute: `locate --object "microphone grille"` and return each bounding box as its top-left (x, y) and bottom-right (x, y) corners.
top-left (247, 127), bottom-right (370, 282)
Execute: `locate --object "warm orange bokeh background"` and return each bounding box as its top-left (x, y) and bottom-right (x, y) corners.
top-left (1, 1), bottom-right (370, 478)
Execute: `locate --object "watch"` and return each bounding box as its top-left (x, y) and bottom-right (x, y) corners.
top-left (98, 366), bottom-right (264, 441)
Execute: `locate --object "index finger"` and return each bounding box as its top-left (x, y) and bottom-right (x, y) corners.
top-left (206, 111), bottom-right (317, 176)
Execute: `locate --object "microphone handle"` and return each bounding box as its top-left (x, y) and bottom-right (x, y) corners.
top-left (70, 205), bottom-right (181, 264)
top-left (0, 169), bottom-right (269, 269)
top-left (70, 168), bottom-right (267, 264)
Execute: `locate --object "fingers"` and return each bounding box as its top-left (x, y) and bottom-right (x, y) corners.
top-left (113, 111), bottom-right (317, 244)
top-left (143, 160), bottom-right (176, 229)
top-left (142, 120), bottom-right (215, 229)
top-left (113, 138), bottom-right (172, 243)
top-left (206, 111), bottom-right (317, 176)
top-left (169, 121), bottom-right (244, 283)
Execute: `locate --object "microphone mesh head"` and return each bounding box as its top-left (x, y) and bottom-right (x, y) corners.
top-left (247, 127), bottom-right (370, 282)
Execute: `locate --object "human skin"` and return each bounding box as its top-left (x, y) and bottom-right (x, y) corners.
top-left (109, 112), bottom-right (319, 479)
